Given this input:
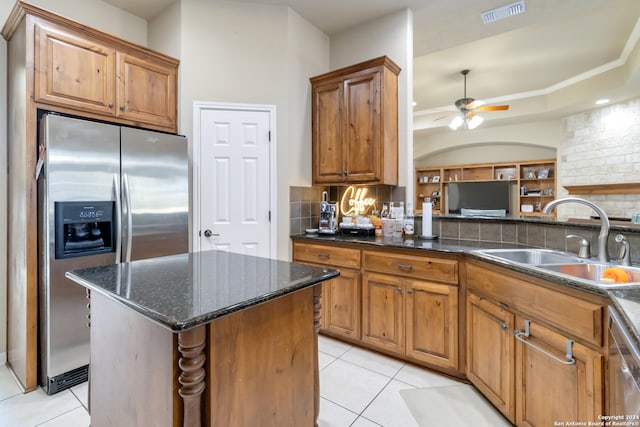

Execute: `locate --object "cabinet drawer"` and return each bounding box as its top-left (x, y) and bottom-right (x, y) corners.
top-left (466, 262), bottom-right (604, 347)
top-left (363, 251), bottom-right (458, 284)
top-left (293, 243), bottom-right (360, 269)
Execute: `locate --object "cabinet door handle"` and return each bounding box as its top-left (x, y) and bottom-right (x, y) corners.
top-left (501, 323), bottom-right (508, 331)
top-left (108, 102), bottom-right (114, 108)
top-left (120, 105), bottom-right (126, 111)
top-left (397, 264), bottom-right (413, 270)
top-left (513, 320), bottom-right (576, 365)
top-left (407, 289), bottom-right (413, 295)
top-left (317, 253), bottom-right (330, 259)
top-left (397, 287), bottom-right (402, 293)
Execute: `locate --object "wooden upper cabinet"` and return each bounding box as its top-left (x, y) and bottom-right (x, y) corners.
top-left (28, 9), bottom-right (178, 132)
top-left (310, 56), bottom-right (400, 185)
top-left (343, 71), bottom-right (381, 182)
top-left (312, 80), bottom-right (344, 183)
top-left (34, 22), bottom-right (116, 116)
top-left (116, 52), bottom-right (177, 129)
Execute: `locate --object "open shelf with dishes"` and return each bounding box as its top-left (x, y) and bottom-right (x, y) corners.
top-left (415, 167), bottom-right (443, 214)
top-left (518, 160), bottom-right (556, 216)
top-left (415, 159), bottom-right (556, 216)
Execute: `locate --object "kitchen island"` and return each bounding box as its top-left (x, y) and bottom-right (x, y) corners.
top-left (66, 250), bottom-right (339, 427)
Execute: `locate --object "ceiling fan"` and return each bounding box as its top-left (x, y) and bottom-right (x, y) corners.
top-left (437, 69), bottom-right (510, 130)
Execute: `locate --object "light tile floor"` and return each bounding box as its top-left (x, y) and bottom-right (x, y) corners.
top-left (0, 336), bottom-right (502, 426)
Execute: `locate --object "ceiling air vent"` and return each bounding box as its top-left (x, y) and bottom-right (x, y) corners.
top-left (481, 0), bottom-right (526, 24)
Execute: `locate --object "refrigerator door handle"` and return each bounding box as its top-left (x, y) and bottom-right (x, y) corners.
top-left (123, 173), bottom-right (133, 262)
top-left (113, 173), bottom-right (122, 264)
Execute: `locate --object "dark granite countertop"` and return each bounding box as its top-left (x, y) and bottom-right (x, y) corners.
top-left (291, 233), bottom-right (528, 253)
top-left (66, 250), bottom-right (339, 332)
top-left (292, 233), bottom-right (640, 349)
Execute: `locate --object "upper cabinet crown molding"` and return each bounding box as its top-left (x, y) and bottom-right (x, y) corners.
top-left (310, 56), bottom-right (401, 185)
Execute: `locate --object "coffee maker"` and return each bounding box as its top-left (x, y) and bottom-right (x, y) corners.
top-left (318, 191), bottom-right (338, 234)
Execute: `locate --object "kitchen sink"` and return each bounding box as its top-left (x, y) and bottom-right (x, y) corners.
top-left (537, 263), bottom-right (640, 287)
top-left (473, 248), bottom-right (586, 265)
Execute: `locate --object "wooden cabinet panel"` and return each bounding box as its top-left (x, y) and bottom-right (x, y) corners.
top-left (515, 317), bottom-right (603, 426)
top-left (116, 52), bottom-right (177, 129)
top-left (362, 272), bottom-right (404, 355)
top-left (466, 292), bottom-right (515, 422)
top-left (293, 242), bottom-right (361, 340)
top-left (406, 280), bottom-right (458, 370)
top-left (32, 15), bottom-right (178, 132)
top-left (310, 56), bottom-right (399, 185)
top-left (344, 72), bottom-right (380, 182)
top-left (323, 268), bottom-right (361, 339)
top-left (363, 251), bottom-right (458, 284)
top-left (312, 81), bottom-right (344, 183)
top-left (34, 22), bottom-right (116, 115)
top-left (466, 262), bottom-right (604, 346)
top-left (293, 243), bottom-right (360, 269)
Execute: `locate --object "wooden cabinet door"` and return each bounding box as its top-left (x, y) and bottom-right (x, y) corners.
top-left (362, 272), bottom-right (404, 355)
top-left (515, 317), bottom-right (603, 426)
top-left (405, 280), bottom-right (458, 370)
top-left (116, 52), bottom-right (177, 130)
top-left (343, 71), bottom-right (381, 183)
top-left (312, 80), bottom-right (344, 183)
top-left (466, 292), bottom-right (515, 422)
top-left (323, 268), bottom-right (361, 339)
top-left (34, 22), bottom-right (116, 116)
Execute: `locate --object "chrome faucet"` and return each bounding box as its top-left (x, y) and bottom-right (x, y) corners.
top-left (542, 197), bottom-right (610, 263)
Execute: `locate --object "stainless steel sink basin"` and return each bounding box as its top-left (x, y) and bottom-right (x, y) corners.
top-left (537, 263), bottom-right (640, 287)
top-left (474, 248), bottom-right (586, 265)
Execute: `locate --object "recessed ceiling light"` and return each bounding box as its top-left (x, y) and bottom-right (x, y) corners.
top-left (595, 99), bottom-right (610, 105)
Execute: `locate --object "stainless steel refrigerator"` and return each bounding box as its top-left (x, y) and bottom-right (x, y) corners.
top-left (38, 113), bottom-right (189, 394)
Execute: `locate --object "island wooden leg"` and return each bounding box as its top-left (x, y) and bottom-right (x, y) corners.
top-left (313, 284), bottom-right (322, 427)
top-left (178, 326), bottom-right (207, 427)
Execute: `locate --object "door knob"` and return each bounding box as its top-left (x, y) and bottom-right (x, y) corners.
top-left (203, 229), bottom-right (215, 237)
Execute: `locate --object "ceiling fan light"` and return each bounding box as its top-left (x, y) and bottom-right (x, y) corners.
top-left (467, 115), bottom-right (484, 129)
top-left (449, 115), bottom-right (464, 130)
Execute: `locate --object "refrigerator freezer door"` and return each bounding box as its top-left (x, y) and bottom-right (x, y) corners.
top-left (40, 114), bottom-right (120, 391)
top-left (120, 127), bottom-right (189, 261)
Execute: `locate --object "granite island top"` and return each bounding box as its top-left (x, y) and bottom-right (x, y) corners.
top-left (66, 250), bottom-right (339, 332)
top-left (292, 233), bottom-right (640, 351)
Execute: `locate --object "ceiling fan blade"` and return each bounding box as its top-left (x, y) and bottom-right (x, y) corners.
top-left (434, 112), bottom-right (455, 121)
top-left (476, 105), bottom-right (509, 112)
top-left (466, 100), bottom-right (484, 110)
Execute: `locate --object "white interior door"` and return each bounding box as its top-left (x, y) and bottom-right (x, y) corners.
top-left (196, 105), bottom-right (272, 257)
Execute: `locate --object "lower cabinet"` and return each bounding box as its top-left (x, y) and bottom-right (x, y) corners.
top-left (323, 268), bottom-right (361, 339)
top-left (466, 292), bottom-right (515, 422)
top-left (466, 258), bottom-right (606, 426)
top-left (405, 279), bottom-right (459, 369)
top-left (293, 240), bottom-right (460, 373)
top-left (514, 316), bottom-right (603, 426)
top-left (361, 272), bottom-right (405, 354)
top-left (361, 250), bottom-right (459, 371)
top-left (292, 242), bottom-right (361, 340)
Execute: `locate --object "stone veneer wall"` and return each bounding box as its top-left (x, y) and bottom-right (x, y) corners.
top-left (289, 185), bottom-right (405, 235)
top-left (559, 97), bottom-right (640, 219)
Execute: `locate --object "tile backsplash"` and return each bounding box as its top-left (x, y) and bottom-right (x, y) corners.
top-left (289, 185), bottom-right (406, 235)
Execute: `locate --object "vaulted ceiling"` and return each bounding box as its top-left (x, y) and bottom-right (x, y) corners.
top-left (103, 0), bottom-right (640, 133)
